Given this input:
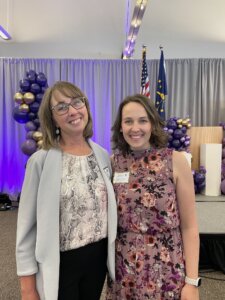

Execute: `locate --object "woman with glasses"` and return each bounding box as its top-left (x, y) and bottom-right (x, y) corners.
top-left (16, 81), bottom-right (117, 300)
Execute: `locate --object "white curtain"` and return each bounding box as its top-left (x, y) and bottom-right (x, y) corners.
top-left (1, 58), bottom-right (225, 196)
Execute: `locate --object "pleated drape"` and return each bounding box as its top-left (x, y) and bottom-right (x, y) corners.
top-left (1, 58), bottom-right (225, 195)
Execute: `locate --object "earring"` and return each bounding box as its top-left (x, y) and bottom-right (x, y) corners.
top-left (56, 127), bottom-right (60, 135)
top-left (56, 127), bottom-right (60, 143)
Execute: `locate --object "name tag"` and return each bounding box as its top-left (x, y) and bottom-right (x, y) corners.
top-left (113, 172), bottom-right (130, 184)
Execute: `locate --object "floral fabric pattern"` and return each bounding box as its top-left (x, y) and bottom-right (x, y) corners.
top-left (107, 148), bottom-right (185, 300)
top-left (60, 152), bottom-right (107, 251)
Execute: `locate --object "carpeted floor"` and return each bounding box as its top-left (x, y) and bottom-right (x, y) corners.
top-left (1, 208), bottom-right (225, 300)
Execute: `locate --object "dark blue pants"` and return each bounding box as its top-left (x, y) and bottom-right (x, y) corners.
top-left (58, 238), bottom-right (107, 300)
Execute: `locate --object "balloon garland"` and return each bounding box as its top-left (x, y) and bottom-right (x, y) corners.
top-left (164, 117), bottom-right (191, 151)
top-left (164, 116), bottom-right (206, 193)
top-left (13, 70), bottom-right (48, 156)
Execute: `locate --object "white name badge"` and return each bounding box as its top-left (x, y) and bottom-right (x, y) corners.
top-left (113, 172), bottom-right (130, 184)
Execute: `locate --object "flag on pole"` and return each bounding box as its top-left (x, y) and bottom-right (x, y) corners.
top-left (155, 49), bottom-right (167, 120)
top-left (140, 46), bottom-right (150, 98)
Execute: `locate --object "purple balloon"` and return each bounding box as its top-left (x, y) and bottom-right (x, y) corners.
top-left (25, 121), bottom-right (37, 132)
top-left (184, 140), bottom-right (190, 147)
top-left (28, 112), bottom-right (36, 120)
top-left (36, 93), bottom-right (44, 103)
top-left (194, 173), bottom-right (205, 184)
top-left (30, 83), bottom-right (41, 94)
top-left (33, 118), bottom-right (40, 127)
top-left (29, 101), bottom-right (40, 113)
top-left (221, 179), bottom-right (225, 194)
top-left (26, 70), bottom-right (37, 77)
top-left (221, 167), bottom-right (225, 179)
top-left (168, 129), bottom-right (174, 134)
top-left (13, 106), bottom-right (29, 124)
top-left (26, 131), bottom-right (35, 139)
top-left (166, 119), bottom-right (177, 130)
top-left (181, 126), bottom-right (187, 134)
top-left (21, 139), bottom-right (37, 156)
top-left (168, 135), bottom-right (173, 142)
top-left (173, 129), bottom-right (184, 139)
top-left (197, 182), bottom-right (205, 192)
top-left (37, 72), bottom-right (45, 76)
top-left (27, 73), bottom-right (36, 83)
top-left (171, 139), bottom-right (181, 149)
top-left (199, 166), bottom-right (207, 174)
top-left (36, 74), bottom-right (47, 87)
top-left (20, 79), bottom-right (30, 92)
top-left (41, 86), bottom-right (48, 94)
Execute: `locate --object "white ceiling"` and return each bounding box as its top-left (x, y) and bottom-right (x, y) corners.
top-left (1, 0), bottom-right (225, 59)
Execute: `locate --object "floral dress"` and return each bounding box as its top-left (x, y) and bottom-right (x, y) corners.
top-left (107, 148), bottom-right (185, 300)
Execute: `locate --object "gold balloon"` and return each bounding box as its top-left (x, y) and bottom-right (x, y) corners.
top-left (187, 123), bottom-right (191, 128)
top-left (19, 103), bottom-right (29, 113)
top-left (24, 92), bottom-right (35, 104)
top-left (14, 92), bottom-right (24, 104)
top-left (33, 131), bottom-right (43, 141)
top-left (37, 139), bottom-right (43, 148)
top-left (178, 124), bottom-right (182, 128)
top-left (176, 118), bottom-right (182, 124)
top-left (183, 118), bottom-right (189, 123)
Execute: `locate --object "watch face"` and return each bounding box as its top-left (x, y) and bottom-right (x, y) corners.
top-left (197, 278), bottom-right (202, 287)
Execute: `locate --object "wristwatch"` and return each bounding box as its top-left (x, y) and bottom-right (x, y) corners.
top-left (185, 276), bottom-right (202, 287)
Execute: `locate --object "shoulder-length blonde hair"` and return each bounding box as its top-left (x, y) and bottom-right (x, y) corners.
top-left (111, 94), bottom-right (168, 155)
top-left (38, 81), bottom-right (93, 150)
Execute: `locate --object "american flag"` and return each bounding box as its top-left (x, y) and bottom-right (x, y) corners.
top-left (140, 46), bottom-right (150, 98)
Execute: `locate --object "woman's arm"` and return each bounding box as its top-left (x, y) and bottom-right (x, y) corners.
top-left (173, 151), bottom-right (200, 300)
top-left (20, 275), bottom-right (40, 300)
top-left (16, 151), bottom-right (46, 298)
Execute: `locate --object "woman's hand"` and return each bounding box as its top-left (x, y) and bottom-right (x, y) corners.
top-left (181, 284), bottom-right (199, 300)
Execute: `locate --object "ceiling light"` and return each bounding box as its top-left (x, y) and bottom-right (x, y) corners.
top-left (122, 0), bottom-right (149, 59)
top-left (0, 25), bottom-right (11, 40)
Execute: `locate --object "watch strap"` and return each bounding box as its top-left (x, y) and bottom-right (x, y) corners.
top-left (185, 276), bottom-right (201, 287)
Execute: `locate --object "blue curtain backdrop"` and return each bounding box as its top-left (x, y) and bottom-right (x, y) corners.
top-left (1, 58), bottom-right (225, 196)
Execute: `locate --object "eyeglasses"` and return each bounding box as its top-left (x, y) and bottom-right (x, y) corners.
top-left (51, 97), bottom-right (86, 116)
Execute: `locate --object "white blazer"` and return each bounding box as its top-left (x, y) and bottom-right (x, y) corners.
top-left (16, 140), bottom-right (117, 300)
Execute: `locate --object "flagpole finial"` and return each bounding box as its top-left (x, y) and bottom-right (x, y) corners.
top-left (142, 45), bottom-right (147, 54)
top-left (159, 45), bottom-right (163, 50)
